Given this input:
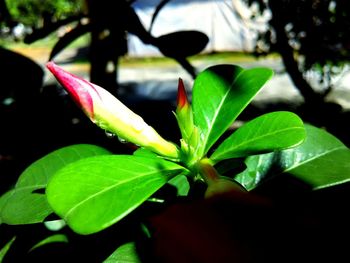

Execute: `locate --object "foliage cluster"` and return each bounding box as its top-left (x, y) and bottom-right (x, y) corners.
top-left (244, 0), bottom-right (350, 101)
top-left (1, 63), bottom-right (350, 261)
top-left (5, 0), bottom-right (82, 27)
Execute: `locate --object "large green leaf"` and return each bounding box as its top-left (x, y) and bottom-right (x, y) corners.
top-left (46, 155), bottom-right (187, 235)
top-left (0, 144), bottom-right (110, 225)
top-left (192, 64), bottom-right (273, 158)
top-left (235, 125), bottom-right (350, 190)
top-left (210, 111), bottom-right (305, 162)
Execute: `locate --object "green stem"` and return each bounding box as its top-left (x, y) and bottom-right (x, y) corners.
top-left (196, 158), bottom-right (220, 186)
top-left (197, 158), bottom-right (247, 198)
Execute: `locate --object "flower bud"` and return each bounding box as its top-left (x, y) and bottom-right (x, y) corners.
top-left (46, 62), bottom-right (180, 159)
top-left (175, 78), bottom-right (194, 143)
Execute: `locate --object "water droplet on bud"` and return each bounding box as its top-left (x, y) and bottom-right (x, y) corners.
top-left (105, 131), bottom-right (115, 138)
top-left (118, 136), bottom-right (128, 144)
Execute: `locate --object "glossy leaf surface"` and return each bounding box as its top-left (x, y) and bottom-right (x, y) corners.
top-left (46, 155), bottom-right (187, 235)
top-left (192, 64), bottom-right (273, 158)
top-left (236, 125), bottom-right (350, 190)
top-left (211, 111), bottom-right (305, 162)
top-left (0, 144), bottom-right (110, 224)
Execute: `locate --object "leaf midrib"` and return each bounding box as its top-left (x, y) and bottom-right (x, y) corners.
top-left (213, 126), bottom-right (305, 160)
top-left (281, 145), bottom-right (346, 173)
top-left (200, 71), bottom-right (244, 155)
top-left (64, 168), bottom-right (180, 219)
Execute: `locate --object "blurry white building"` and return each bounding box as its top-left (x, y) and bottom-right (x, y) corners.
top-left (128, 0), bottom-right (268, 57)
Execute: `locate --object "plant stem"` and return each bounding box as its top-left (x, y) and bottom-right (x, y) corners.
top-left (196, 158), bottom-right (220, 186)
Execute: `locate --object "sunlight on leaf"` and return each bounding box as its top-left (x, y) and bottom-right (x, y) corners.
top-left (236, 124), bottom-right (350, 190)
top-left (46, 155), bottom-right (187, 235)
top-left (0, 144), bottom-right (111, 225)
top-left (192, 64), bottom-right (273, 158)
top-left (210, 111), bottom-right (305, 162)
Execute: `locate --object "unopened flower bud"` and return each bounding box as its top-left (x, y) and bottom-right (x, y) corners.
top-left (47, 62), bottom-right (180, 159)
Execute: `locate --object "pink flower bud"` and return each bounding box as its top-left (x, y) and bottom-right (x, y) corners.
top-left (175, 78), bottom-right (194, 143)
top-left (46, 62), bottom-right (180, 159)
top-left (176, 78), bottom-right (189, 110)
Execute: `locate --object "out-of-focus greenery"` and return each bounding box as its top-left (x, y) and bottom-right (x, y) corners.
top-left (243, 0), bottom-right (350, 103)
top-left (5, 0), bottom-right (83, 27)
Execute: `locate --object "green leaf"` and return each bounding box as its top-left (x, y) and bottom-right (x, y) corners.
top-left (103, 242), bottom-right (141, 263)
top-left (214, 158), bottom-right (246, 177)
top-left (29, 234), bottom-right (68, 252)
top-left (0, 190), bottom-right (52, 225)
top-left (210, 111), bottom-right (305, 162)
top-left (16, 144), bottom-right (111, 188)
top-left (168, 174), bottom-right (190, 196)
top-left (46, 155), bottom-right (187, 235)
top-left (0, 237), bottom-right (16, 262)
top-left (236, 125), bottom-right (350, 190)
top-left (0, 144), bottom-right (111, 225)
top-left (132, 148), bottom-right (158, 158)
top-left (192, 64), bottom-right (273, 158)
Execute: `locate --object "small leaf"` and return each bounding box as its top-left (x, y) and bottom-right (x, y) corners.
top-left (103, 242), bottom-right (141, 263)
top-left (0, 144), bottom-right (110, 225)
top-left (29, 234), bottom-right (68, 252)
top-left (168, 174), bottom-right (190, 196)
top-left (192, 64), bottom-right (273, 158)
top-left (149, 0), bottom-right (173, 33)
top-left (236, 125), bottom-right (350, 190)
top-left (0, 237), bottom-right (16, 262)
top-left (210, 111), bottom-right (305, 162)
top-left (155, 31), bottom-right (209, 58)
top-left (46, 155), bottom-right (187, 235)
